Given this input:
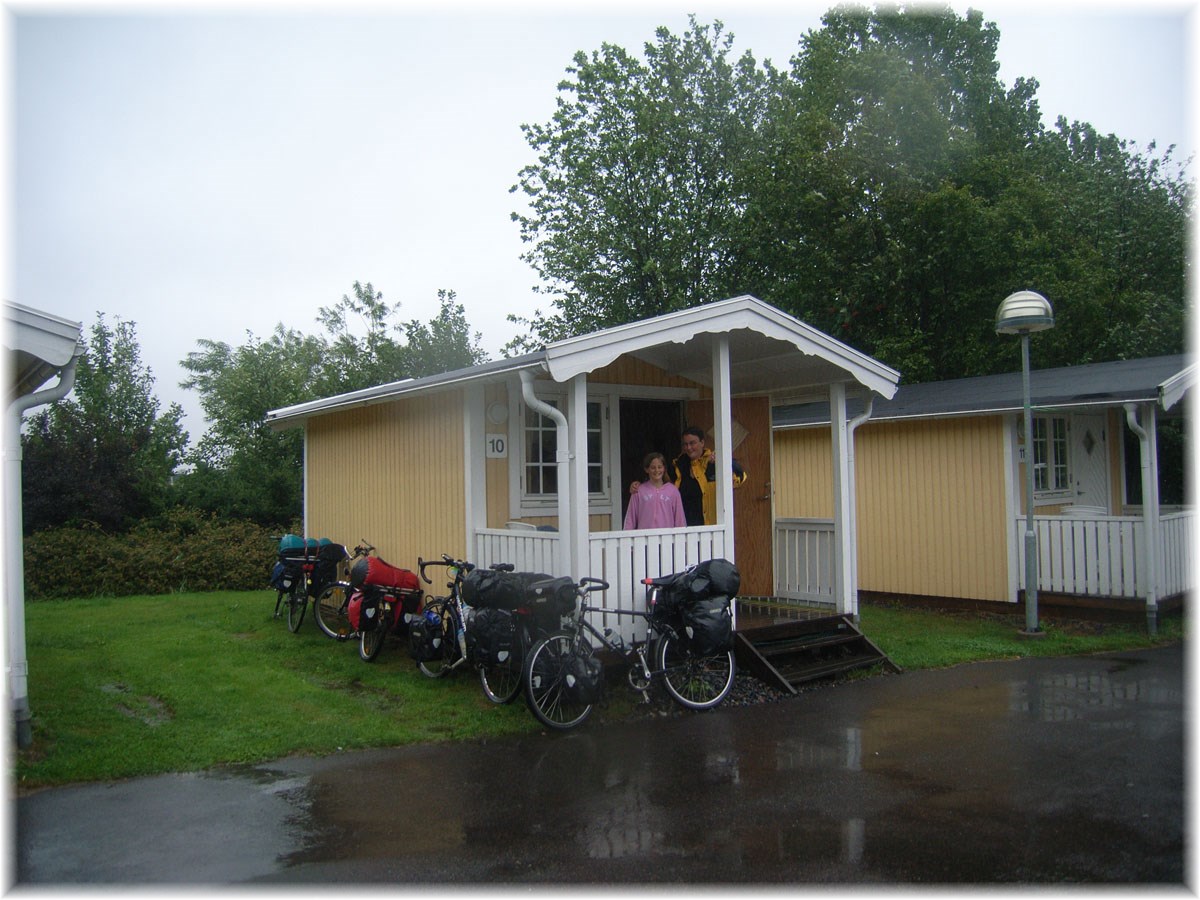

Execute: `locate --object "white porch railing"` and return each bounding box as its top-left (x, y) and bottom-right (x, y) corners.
top-left (1017, 509), bottom-right (1195, 600)
top-left (774, 518), bottom-right (835, 604)
top-left (775, 511), bottom-right (1196, 606)
top-left (474, 528), bottom-right (562, 576)
top-left (472, 525), bottom-right (728, 643)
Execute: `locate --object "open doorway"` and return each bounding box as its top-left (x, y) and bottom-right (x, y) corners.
top-left (618, 399), bottom-right (684, 524)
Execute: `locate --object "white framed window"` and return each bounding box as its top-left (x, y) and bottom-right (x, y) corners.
top-left (1032, 415), bottom-right (1070, 494)
top-left (512, 391), bottom-right (611, 514)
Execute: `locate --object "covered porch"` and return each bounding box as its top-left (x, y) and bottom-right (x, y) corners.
top-left (463, 296), bottom-right (900, 642)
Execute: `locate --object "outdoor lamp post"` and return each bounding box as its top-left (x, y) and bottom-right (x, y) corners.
top-left (996, 290), bottom-right (1055, 636)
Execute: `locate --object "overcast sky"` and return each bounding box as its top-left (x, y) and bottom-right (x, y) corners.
top-left (4, 0), bottom-right (1194, 440)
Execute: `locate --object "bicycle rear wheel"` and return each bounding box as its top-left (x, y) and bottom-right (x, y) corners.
top-left (286, 582), bottom-right (307, 633)
top-left (315, 582), bottom-right (353, 640)
top-left (359, 602), bottom-right (389, 662)
top-left (523, 631), bottom-right (594, 730)
top-left (655, 631), bottom-right (735, 710)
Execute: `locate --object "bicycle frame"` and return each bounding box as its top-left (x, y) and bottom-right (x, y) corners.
top-left (572, 601), bottom-right (681, 702)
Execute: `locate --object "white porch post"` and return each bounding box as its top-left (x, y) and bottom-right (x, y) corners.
top-left (566, 374), bottom-right (590, 580)
top-left (1125, 402), bottom-right (1161, 634)
top-left (463, 384), bottom-right (487, 553)
top-left (711, 335), bottom-right (735, 561)
top-left (829, 381), bottom-right (856, 617)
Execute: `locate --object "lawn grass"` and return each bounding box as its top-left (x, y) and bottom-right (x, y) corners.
top-left (14, 590), bottom-right (1183, 789)
top-left (859, 601), bottom-right (1183, 670)
top-left (16, 591), bottom-right (538, 790)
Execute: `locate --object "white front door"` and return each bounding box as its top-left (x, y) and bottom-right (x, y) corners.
top-left (1071, 414), bottom-right (1110, 511)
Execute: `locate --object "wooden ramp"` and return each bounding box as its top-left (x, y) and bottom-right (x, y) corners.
top-left (734, 603), bottom-right (901, 694)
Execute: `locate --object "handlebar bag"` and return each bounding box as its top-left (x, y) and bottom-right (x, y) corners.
top-left (525, 575), bottom-right (577, 618)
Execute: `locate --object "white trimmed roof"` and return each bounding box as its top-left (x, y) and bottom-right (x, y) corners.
top-left (4, 301), bottom-right (84, 402)
top-left (267, 295), bottom-right (900, 428)
top-left (545, 295), bottom-right (899, 400)
top-left (774, 354), bottom-right (1193, 429)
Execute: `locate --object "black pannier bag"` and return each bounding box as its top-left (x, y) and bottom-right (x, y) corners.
top-left (463, 569), bottom-right (546, 610)
top-left (467, 607), bottom-right (517, 666)
top-left (564, 653), bottom-right (605, 704)
top-left (408, 608), bottom-right (444, 662)
top-left (462, 569), bottom-right (561, 612)
top-left (312, 542), bottom-right (348, 595)
top-left (682, 596), bottom-right (733, 656)
top-left (654, 558), bottom-right (740, 620)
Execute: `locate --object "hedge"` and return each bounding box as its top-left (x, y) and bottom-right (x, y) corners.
top-left (21, 509), bottom-right (294, 600)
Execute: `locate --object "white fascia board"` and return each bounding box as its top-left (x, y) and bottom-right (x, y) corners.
top-left (3, 301), bottom-right (83, 366)
top-left (266, 356), bottom-right (546, 429)
top-left (545, 295), bottom-right (900, 399)
top-left (1159, 363), bottom-right (1196, 411)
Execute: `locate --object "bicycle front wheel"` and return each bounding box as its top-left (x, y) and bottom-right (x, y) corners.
top-left (655, 631), bottom-right (735, 710)
top-left (417, 600), bottom-right (458, 678)
top-left (286, 582), bottom-right (307, 633)
top-left (315, 582), bottom-right (353, 640)
top-left (523, 631), bottom-right (594, 731)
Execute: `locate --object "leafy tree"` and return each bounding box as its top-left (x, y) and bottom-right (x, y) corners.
top-left (177, 326), bottom-right (322, 526)
top-left (509, 17), bottom-right (776, 350)
top-left (177, 283), bottom-right (488, 526)
top-left (21, 315), bottom-right (188, 534)
top-left (400, 290), bottom-right (488, 376)
top-left (508, 6), bottom-right (1190, 381)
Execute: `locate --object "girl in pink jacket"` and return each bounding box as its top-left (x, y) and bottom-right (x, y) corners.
top-left (623, 452), bottom-right (686, 530)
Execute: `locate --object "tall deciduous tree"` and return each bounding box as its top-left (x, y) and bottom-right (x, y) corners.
top-left (509, 16), bottom-right (775, 350)
top-left (508, 6), bottom-right (1189, 380)
top-left (177, 283), bottom-right (487, 526)
top-left (21, 315), bottom-right (188, 534)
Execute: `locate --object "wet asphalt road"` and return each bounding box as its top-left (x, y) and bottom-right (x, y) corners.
top-left (15, 644), bottom-right (1185, 886)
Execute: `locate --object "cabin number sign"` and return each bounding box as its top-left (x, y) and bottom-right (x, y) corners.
top-left (486, 434), bottom-right (508, 459)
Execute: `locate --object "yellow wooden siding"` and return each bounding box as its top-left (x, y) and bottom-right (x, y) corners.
top-left (304, 391), bottom-right (467, 568)
top-left (590, 355), bottom-right (703, 390)
top-left (773, 416), bottom-right (1011, 601)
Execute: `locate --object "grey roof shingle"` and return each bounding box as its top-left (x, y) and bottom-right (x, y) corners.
top-left (773, 355), bottom-right (1192, 428)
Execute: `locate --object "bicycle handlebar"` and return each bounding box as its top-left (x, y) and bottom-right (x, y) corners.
top-left (417, 553), bottom-right (478, 585)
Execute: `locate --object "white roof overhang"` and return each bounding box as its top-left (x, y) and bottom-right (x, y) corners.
top-left (1159, 363), bottom-right (1196, 411)
top-left (4, 301), bottom-right (84, 403)
top-left (545, 295), bottom-right (899, 401)
top-left (267, 296), bottom-right (901, 429)
top-left (266, 353), bottom-right (548, 429)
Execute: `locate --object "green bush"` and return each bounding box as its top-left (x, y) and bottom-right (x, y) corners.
top-left (22, 509), bottom-right (290, 600)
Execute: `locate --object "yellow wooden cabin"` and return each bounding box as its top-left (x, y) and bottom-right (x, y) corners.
top-left (267, 296), bottom-right (899, 641)
top-left (773, 355), bottom-right (1194, 631)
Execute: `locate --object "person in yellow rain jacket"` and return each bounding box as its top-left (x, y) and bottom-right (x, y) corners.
top-left (632, 426), bottom-right (746, 527)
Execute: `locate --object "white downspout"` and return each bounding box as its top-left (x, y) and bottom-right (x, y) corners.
top-left (846, 397), bottom-right (874, 622)
top-left (519, 369), bottom-right (574, 577)
top-left (830, 382), bottom-right (853, 617)
top-left (5, 344), bottom-right (85, 748)
top-left (1124, 402), bottom-right (1160, 635)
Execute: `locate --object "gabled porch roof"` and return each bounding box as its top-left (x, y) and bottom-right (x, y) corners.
top-left (268, 296), bottom-right (900, 428)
